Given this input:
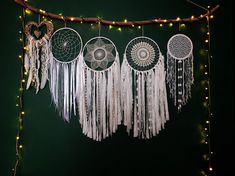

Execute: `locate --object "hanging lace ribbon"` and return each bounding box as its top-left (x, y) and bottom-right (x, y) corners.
top-left (24, 21), bottom-right (54, 93)
top-left (166, 34), bottom-right (194, 111)
top-left (49, 27), bottom-right (83, 122)
top-left (121, 36), bottom-right (169, 139)
top-left (77, 37), bottom-right (121, 141)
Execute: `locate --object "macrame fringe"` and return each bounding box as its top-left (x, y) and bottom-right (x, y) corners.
top-left (76, 53), bottom-right (122, 141)
top-left (121, 54), bottom-right (169, 139)
top-left (49, 54), bottom-right (79, 122)
top-left (166, 53), bottom-right (194, 111)
top-left (24, 36), bottom-right (50, 93)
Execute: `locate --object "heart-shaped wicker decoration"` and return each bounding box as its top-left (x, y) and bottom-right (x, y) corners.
top-left (24, 21), bottom-right (54, 40)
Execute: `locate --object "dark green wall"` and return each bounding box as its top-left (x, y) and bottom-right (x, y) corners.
top-left (1, 0), bottom-right (233, 176)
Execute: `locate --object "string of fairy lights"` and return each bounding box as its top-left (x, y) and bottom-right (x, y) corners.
top-left (13, 0), bottom-right (218, 175)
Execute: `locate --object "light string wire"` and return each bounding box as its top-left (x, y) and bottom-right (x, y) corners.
top-left (13, 7), bottom-right (26, 176)
top-left (15, 0), bottom-right (219, 26)
top-left (206, 14), bottom-right (213, 175)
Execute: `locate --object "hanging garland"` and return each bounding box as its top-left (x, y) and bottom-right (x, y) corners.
top-left (15, 0), bottom-right (219, 25)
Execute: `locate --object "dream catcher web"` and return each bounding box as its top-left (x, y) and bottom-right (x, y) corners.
top-left (49, 27), bottom-right (82, 122)
top-left (121, 36), bottom-right (169, 139)
top-left (76, 36), bottom-right (121, 141)
top-left (167, 34), bottom-right (194, 111)
top-left (24, 21), bottom-right (54, 93)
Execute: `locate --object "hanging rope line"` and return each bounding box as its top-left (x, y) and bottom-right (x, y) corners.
top-left (15, 0), bottom-right (219, 26)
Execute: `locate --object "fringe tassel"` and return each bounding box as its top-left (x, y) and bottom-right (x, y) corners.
top-left (121, 54), bottom-right (169, 138)
top-left (49, 54), bottom-right (79, 122)
top-left (77, 53), bottom-right (121, 141)
top-left (166, 53), bottom-right (194, 111)
top-left (24, 36), bottom-right (50, 93)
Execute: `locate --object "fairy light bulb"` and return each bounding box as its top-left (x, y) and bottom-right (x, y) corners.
top-left (19, 145), bottom-right (23, 149)
top-left (209, 167), bottom-right (213, 171)
top-left (169, 23), bottom-right (173, 27)
top-left (16, 136), bottom-right (20, 140)
top-left (124, 19), bottom-right (127, 23)
top-left (159, 24), bottom-right (163, 27)
top-left (176, 17), bottom-right (180, 21)
top-left (25, 9), bottom-right (31, 15)
top-left (117, 27), bottom-right (122, 32)
top-left (109, 25), bottom-right (113, 29)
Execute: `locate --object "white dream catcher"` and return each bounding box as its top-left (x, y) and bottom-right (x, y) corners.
top-left (49, 27), bottom-right (83, 122)
top-left (24, 21), bottom-right (54, 93)
top-left (121, 36), bottom-right (169, 139)
top-left (166, 34), bottom-right (194, 111)
top-left (76, 36), bottom-right (121, 141)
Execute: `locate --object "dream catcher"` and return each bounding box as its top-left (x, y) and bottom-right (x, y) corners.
top-left (49, 27), bottom-right (83, 122)
top-left (24, 21), bottom-right (54, 93)
top-left (76, 36), bottom-right (121, 141)
top-left (121, 36), bottom-right (169, 139)
top-left (166, 34), bottom-right (194, 111)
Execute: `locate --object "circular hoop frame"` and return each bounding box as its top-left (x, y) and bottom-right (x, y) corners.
top-left (50, 27), bottom-right (83, 64)
top-left (167, 34), bottom-right (193, 60)
top-left (82, 36), bottom-right (118, 72)
top-left (124, 36), bottom-right (161, 72)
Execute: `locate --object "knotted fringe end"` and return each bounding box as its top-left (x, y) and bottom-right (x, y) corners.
top-left (49, 54), bottom-right (79, 122)
top-left (166, 53), bottom-right (194, 111)
top-left (76, 53), bottom-right (122, 141)
top-left (121, 54), bottom-right (169, 139)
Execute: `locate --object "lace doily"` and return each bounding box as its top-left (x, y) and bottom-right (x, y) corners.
top-left (167, 34), bottom-right (193, 60)
top-left (83, 37), bottom-right (116, 71)
top-left (125, 37), bottom-right (160, 71)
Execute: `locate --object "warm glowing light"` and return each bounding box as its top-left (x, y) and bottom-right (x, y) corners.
top-left (159, 24), bottom-right (163, 27)
top-left (39, 9), bottom-right (46, 14)
top-left (206, 121), bottom-right (209, 124)
top-left (19, 16), bottom-right (22, 19)
top-left (169, 23), bottom-right (173, 27)
top-left (132, 24), bottom-right (135, 27)
top-left (205, 72), bottom-right (208, 75)
top-left (138, 26), bottom-right (141, 29)
top-left (109, 25), bottom-right (113, 29)
top-left (205, 97), bottom-right (208, 100)
top-left (191, 16), bottom-right (194, 20)
top-left (176, 17), bottom-right (180, 21)
top-left (180, 24), bottom-right (186, 29)
top-left (209, 167), bottom-right (213, 171)
top-left (21, 111), bottom-right (25, 115)
top-left (16, 104), bottom-right (19, 107)
top-left (71, 17), bottom-right (74, 21)
top-left (19, 145), bottom-right (23, 149)
top-left (204, 128), bottom-right (208, 131)
top-left (200, 14), bottom-right (203, 18)
top-left (24, 71), bottom-right (28, 75)
top-left (163, 19), bottom-right (167, 22)
top-left (18, 55), bottom-right (22, 59)
top-left (19, 38), bottom-right (23, 42)
top-left (25, 9), bottom-right (31, 15)
top-left (16, 136), bottom-right (20, 140)
top-left (210, 15), bottom-right (214, 19)
top-left (22, 79), bottom-right (26, 83)
top-left (117, 27), bottom-right (122, 32)
top-left (205, 87), bottom-right (208, 90)
top-left (205, 39), bottom-right (209, 43)
top-left (112, 21), bottom-right (115, 24)
top-left (124, 19), bottom-right (127, 23)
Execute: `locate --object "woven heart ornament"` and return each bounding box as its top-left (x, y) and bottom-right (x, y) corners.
top-left (24, 21), bottom-right (54, 93)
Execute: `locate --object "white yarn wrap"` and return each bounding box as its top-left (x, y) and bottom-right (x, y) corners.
top-left (24, 35), bottom-right (50, 93)
top-left (76, 53), bottom-right (122, 141)
top-left (121, 53), bottom-right (169, 138)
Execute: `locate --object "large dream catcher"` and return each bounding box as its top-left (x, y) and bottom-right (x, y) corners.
top-left (121, 36), bottom-right (169, 139)
top-left (49, 27), bottom-right (83, 122)
top-left (76, 36), bottom-right (121, 141)
top-left (24, 21), bottom-right (54, 93)
top-left (167, 34), bottom-right (194, 111)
